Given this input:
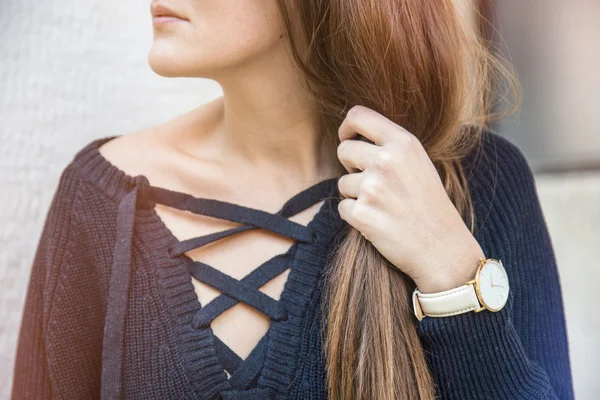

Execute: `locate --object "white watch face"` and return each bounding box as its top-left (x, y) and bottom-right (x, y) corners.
top-left (477, 259), bottom-right (509, 311)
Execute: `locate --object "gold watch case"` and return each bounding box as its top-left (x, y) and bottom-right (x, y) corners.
top-left (412, 256), bottom-right (509, 321)
top-left (467, 256), bottom-right (510, 313)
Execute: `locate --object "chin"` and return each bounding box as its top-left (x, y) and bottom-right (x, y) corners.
top-left (148, 46), bottom-right (188, 77)
top-left (147, 38), bottom-right (255, 79)
top-left (148, 37), bottom-right (206, 76)
top-left (148, 56), bottom-right (183, 77)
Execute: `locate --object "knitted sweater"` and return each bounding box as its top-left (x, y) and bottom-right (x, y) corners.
top-left (11, 129), bottom-right (574, 399)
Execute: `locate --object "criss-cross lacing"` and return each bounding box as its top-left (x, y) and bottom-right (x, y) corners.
top-left (101, 174), bottom-right (338, 400)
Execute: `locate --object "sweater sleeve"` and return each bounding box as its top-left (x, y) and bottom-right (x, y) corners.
top-left (11, 165), bottom-right (80, 400)
top-left (416, 132), bottom-right (575, 400)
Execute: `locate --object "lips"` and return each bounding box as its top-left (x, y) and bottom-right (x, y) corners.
top-left (150, 3), bottom-right (188, 21)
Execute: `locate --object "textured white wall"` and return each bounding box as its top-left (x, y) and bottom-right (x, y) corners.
top-left (0, 0), bottom-right (221, 396)
top-left (536, 173), bottom-right (600, 399)
top-left (1, 0), bottom-right (597, 399)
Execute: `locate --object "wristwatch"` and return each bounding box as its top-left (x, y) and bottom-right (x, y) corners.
top-left (412, 256), bottom-right (510, 321)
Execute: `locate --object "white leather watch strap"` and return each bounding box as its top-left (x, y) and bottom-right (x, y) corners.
top-left (412, 284), bottom-right (481, 321)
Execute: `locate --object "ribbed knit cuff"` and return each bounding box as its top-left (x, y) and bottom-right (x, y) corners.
top-left (417, 306), bottom-right (557, 400)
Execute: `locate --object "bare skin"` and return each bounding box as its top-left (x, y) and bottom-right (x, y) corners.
top-left (98, 1), bottom-right (340, 363)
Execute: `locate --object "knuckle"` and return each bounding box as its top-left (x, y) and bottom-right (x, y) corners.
top-left (351, 201), bottom-right (369, 226)
top-left (389, 135), bottom-right (418, 160)
top-left (398, 133), bottom-right (418, 149)
top-left (373, 150), bottom-right (394, 171)
top-left (361, 179), bottom-right (383, 203)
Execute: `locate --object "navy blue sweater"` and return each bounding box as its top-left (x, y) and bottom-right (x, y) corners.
top-left (11, 129), bottom-right (574, 399)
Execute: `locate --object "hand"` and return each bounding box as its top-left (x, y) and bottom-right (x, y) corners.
top-left (336, 105), bottom-right (485, 293)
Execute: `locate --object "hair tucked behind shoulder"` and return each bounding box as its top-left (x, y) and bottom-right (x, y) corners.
top-left (275, 1), bottom-right (521, 398)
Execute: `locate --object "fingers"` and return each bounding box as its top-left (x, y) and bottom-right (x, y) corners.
top-left (337, 139), bottom-right (378, 173)
top-left (337, 171), bottom-right (364, 199)
top-left (338, 105), bottom-right (408, 145)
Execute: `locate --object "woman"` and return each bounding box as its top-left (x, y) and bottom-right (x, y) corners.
top-left (11, 0), bottom-right (574, 399)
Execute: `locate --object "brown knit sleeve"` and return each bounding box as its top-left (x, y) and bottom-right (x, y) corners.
top-left (11, 164), bottom-right (81, 400)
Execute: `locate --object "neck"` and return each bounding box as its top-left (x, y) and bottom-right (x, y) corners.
top-left (207, 51), bottom-right (341, 184)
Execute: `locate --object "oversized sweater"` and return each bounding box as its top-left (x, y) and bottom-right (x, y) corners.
top-left (11, 128), bottom-right (575, 399)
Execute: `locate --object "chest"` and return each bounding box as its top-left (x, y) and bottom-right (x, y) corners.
top-left (153, 199), bottom-right (326, 363)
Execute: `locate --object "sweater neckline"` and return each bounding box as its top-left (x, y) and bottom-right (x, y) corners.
top-left (70, 135), bottom-right (345, 399)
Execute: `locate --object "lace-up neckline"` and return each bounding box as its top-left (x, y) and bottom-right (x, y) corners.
top-left (153, 174), bottom-right (337, 393)
top-left (72, 135), bottom-right (344, 400)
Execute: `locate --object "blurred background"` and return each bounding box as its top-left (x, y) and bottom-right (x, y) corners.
top-left (1, 0), bottom-right (598, 398)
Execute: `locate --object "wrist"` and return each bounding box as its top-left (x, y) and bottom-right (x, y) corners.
top-left (412, 256), bottom-right (509, 321)
top-left (414, 274), bottom-right (471, 294)
top-left (414, 248), bottom-right (485, 294)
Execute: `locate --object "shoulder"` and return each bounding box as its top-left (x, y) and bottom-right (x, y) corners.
top-left (463, 127), bottom-right (536, 189)
top-left (96, 127), bottom-right (167, 180)
top-left (54, 98), bottom-right (217, 196)
top-left (94, 98), bottom-right (222, 188)
top-left (462, 128), bottom-right (541, 236)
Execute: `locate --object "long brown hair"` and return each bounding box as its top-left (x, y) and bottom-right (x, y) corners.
top-left (275, 1), bottom-right (521, 398)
